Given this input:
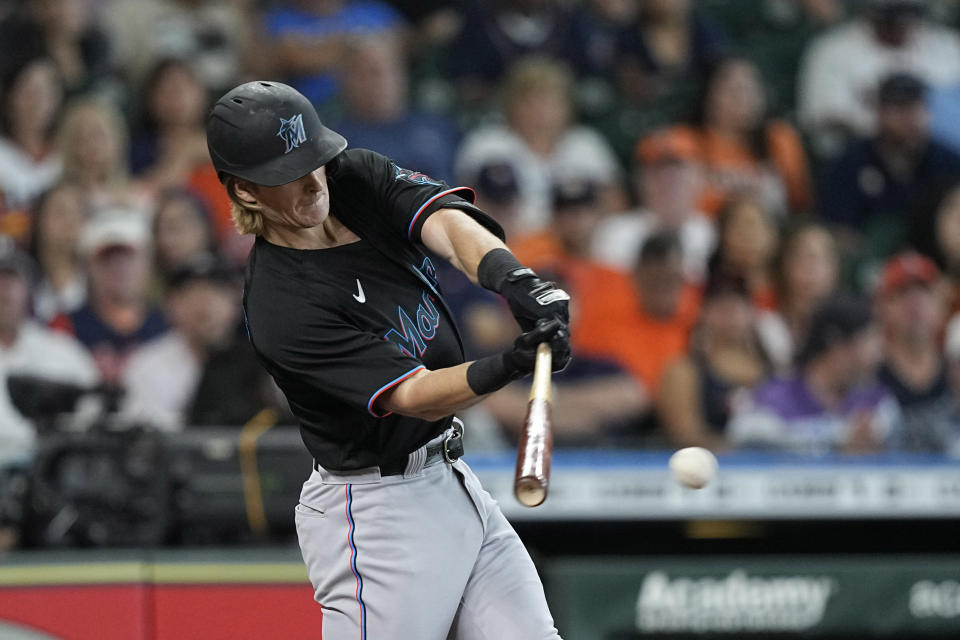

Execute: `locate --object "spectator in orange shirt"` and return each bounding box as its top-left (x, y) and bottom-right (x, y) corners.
top-left (648, 56), bottom-right (812, 218)
top-left (484, 179), bottom-right (651, 443)
top-left (511, 178), bottom-right (640, 352)
top-left (578, 231), bottom-right (700, 395)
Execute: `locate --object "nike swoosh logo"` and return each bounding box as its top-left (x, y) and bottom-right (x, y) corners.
top-left (353, 279), bottom-right (366, 303)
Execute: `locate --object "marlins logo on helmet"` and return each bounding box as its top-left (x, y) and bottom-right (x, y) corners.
top-left (278, 114), bottom-right (307, 153)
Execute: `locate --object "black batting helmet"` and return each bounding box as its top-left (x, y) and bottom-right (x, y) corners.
top-left (206, 81), bottom-right (347, 186)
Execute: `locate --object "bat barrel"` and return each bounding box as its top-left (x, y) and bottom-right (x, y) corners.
top-left (514, 343), bottom-right (553, 507)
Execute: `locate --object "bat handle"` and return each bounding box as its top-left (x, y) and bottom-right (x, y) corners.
top-left (530, 342), bottom-right (552, 402)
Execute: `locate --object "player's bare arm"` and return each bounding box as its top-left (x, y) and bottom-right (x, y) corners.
top-left (420, 207), bottom-right (507, 283)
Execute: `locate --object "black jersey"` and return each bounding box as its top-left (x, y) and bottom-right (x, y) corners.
top-left (243, 149), bottom-right (503, 471)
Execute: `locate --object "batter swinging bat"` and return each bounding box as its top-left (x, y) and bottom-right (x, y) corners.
top-left (514, 342), bottom-right (554, 507)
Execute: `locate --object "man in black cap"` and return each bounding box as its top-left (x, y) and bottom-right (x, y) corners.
top-left (821, 72), bottom-right (960, 230)
top-left (206, 81), bottom-right (569, 638)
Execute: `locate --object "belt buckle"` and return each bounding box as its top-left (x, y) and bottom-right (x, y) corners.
top-left (442, 430), bottom-right (463, 463)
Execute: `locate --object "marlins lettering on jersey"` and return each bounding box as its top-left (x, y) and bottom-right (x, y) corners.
top-left (384, 290), bottom-right (441, 358)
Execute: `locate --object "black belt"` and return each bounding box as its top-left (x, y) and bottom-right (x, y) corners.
top-left (313, 427), bottom-right (464, 476)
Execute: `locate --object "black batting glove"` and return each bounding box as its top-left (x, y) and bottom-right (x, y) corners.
top-left (503, 318), bottom-right (572, 377)
top-left (466, 318), bottom-right (572, 395)
top-left (477, 248), bottom-right (570, 331)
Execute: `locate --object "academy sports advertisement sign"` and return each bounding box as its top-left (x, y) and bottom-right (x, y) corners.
top-left (547, 555), bottom-right (960, 639)
top-left (2, 551), bottom-right (959, 638)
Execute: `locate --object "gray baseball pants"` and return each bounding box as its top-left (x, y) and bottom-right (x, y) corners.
top-left (295, 433), bottom-right (562, 639)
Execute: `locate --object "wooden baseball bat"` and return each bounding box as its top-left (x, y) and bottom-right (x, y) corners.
top-left (514, 342), bottom-right (554, 507)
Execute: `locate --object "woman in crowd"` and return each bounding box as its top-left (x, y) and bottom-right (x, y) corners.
top-left (131, 58), bottom-right (249, 261)
top-left (131, 58), bottom-right (211, 184)
top-left (617, 0), bottom-right (727, 105)
top-left (58, 97), bottom-right (149, 214)
top-left (151, 188), bottom-right (219, 285)
top-left (454, 55), bottom-right (627, 230)
top-left (653, 55), bottom-right (812, 217)
top-left (0, 57), bottom-right (63, 209)
top-left (758, 221), bottom-right (840, 370)
top-left (658, 272), bottom-right (771, 451)
top-left (707, 195), bottom-right (780, 310)
top-left (28, 182), bottom-right (87, 321)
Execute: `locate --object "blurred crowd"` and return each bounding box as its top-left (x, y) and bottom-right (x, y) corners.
top-left (4, 0), bottom-right (960, 460)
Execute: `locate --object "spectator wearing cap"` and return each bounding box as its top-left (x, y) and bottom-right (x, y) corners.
top-left (511, 178), bottom-right (606, 268)
top-left (727, 294), bottom-right (899, 455)
top-left (590, 127), bottom-right (715, 283)
top-left (121, 260), bottom-right (276, 430)
top-left (876, 253), bottom-right (953, 451)
top-left (472, 161), bottom-right (523, 238)
top-left (658, 272), bottom-right (772, 452)
top-left (819, 72), bottom-right (960, 273)
top-left (798, 0), bottom-right (960, 159)
top-left (51, 212), bottom-right (166, 387)
top-left (454, 56), bottom-right (627, 231)
top-left (0, 236), bottom-right (97, 460)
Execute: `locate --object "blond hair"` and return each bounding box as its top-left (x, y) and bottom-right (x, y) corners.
top-left (224, 175), bottom-right (264, 235)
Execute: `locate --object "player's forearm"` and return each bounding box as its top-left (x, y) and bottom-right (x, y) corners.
top-left (421, 208), bottom-right (507, 284)
top-left (376, 364), bottom-right (488, 421)
top-left (378, 319), bottom-right (570, 421)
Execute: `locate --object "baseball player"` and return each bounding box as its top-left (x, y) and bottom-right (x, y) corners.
top-left (206, 81), bottom-right (571, 639)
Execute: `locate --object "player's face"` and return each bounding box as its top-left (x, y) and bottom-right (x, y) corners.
top-left (254, 166), bottom-right (331, 231)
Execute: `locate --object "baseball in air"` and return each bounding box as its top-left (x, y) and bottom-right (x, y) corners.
top-left (669, 447), bottom-right (718, 489)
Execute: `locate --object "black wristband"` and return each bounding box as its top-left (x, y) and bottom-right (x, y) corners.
top-left (477, 248), bottom-right (532, 293)
top-left (466, 353), bottom-right (521, 396)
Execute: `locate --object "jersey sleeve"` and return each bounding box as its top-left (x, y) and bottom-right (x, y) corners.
top-left (334, 149), bottom-right (505, 245)
top-left (257, 312), bottom-right (427, 418)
